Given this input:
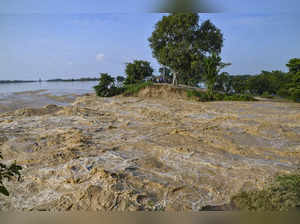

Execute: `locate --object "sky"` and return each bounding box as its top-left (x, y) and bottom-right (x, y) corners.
top-left (0, 0), bottom-right (300, 80)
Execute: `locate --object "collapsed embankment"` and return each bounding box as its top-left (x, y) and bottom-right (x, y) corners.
top-left (0, 86), bottom-right (300, 211)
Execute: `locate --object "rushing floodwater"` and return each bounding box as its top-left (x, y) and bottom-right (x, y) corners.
top-left (0, 81), bottom-right (99, 112)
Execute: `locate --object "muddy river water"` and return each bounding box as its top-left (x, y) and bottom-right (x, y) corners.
top-left (0, 85), bottom-right (300, 211)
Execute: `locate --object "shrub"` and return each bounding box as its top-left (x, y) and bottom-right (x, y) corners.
top-left (277, 88), bottom-right (290, 98)
top-left (231, 173), bottom-right (300, 211)
top-left (187, 90), bottom-right (254, 102)
top-left (223, 94), bottom-right (255, 101)
top-left (213, 92), bottom-right (225, 101)
top-left (289, 88), bottom-right (300, 102)
top-left (186, 90), bottom-right (211, 102)
top-left (94, 73), bottom-right (125, 97)
top-left (0, 152), bottom-right (22, 196)
top-left (261, 91), bottom-right (274, 99)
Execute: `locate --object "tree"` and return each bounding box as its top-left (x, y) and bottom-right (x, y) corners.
top-left (286, 58), bottom-right (300, 74)
top-left (247, 75), bottom-right (271, 95)
top-left (149, 13), bottom-right (223, 86)
top-left (202, 53), bottom-right (230, 96)
top-left (0, 152), bottom-right (22, 196)
top-left (94, 73), bottom-right (120, 97)
top-left (116, 76), bottom-right (125, 87)
top-left (215, 72), bottom-right (232, 94)
top-left (124, 60), bottom-right (153, 85)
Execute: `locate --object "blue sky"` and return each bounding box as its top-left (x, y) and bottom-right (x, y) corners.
top-left (0, 0), bottom-right (300, 80)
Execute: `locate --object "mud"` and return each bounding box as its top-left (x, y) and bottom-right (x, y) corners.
top-left (0, 89), bottom-right (300, 211)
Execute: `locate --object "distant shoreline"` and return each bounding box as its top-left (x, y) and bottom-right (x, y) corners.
top-left (46, 78), bottom-right (99, 82)
top-left (0, 78), bottom-right (100, 84)
top-left (0, 80), bottom-right (37, 84)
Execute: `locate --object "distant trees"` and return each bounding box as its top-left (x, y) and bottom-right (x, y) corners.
top-left (149, 13), bottom-right (223, 86)
top-left (124, 60), bottom-right (153, 85)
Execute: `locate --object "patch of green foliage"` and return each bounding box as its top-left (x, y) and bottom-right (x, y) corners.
top-left (94, 73), bottom-right (124, 97)
top-left (0, 152), bottom-right (22, 196)
top-left (223, 94), bottom-right (255, 101)
top-left (124, 60), bottom-right (153, 85)
top-left (231, 173), bottom-right (300, 211)
top-left (261, 91), bottom-right (274, 99)
top-left (186, 90), bottom-right (211, 101)
top-left (123, 81), bottom-right (153, 96)
top-left (186, 89), bottom-right (255, 102)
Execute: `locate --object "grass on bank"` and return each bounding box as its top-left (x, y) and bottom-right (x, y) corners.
top-left (231, 173), bottom-right (300, 211)
top-left (123, 81), bottom-right (153, 96)
top-left (186, 89), bottom-right (256, 102)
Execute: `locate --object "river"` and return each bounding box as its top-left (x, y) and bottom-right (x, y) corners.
top-left (0, 81), bottom-right (99, 113)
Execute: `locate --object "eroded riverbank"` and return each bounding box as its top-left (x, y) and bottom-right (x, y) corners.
top-left (0, 93), bottom-right (300, 211)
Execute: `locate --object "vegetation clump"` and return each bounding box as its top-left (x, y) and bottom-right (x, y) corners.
top-left (186, 89), bottom-right (255, 102)
top-left (123, 81), bottom-right (153, 96)
top-left (231, 173), bottom-right (300, 211)
top-left (94, 73), bottom-right (124, 97)
top-left (0, 152), bottom-right (22, 196)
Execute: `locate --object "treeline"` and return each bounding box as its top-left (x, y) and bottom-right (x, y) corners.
top-left (47, 77), bottom-right (99, 82)
top-left (94, 13), bottom-right (300, 103)
top-left (0, 80), bottom-right (37, 84)
top-left (214, 58), bottom-right (300, 102)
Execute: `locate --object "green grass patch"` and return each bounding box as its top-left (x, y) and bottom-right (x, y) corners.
top-left (123, 81), bottom-right (153, 96)
top-left (186, 89), bottom-right (255, 102)
top-left (231, 173), bottom-right (300, 211)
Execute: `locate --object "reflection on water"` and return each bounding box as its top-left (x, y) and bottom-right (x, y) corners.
top-left (0, 81), bottom-right (99, 113)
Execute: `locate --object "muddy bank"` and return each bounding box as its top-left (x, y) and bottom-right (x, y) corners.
top-left (0, 93), bottom-right (300, 211)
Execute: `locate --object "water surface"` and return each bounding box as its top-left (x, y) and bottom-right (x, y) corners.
top-left (0, 81), bottom-right (98, 113)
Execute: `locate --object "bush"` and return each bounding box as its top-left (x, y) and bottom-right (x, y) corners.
top-left (289, 88), bottom-right (300, 102)
top-left (186, 90), bottom-right (211, 102)
top-left (261, 91), bottom-right (274, 99)
top-left (94, 73), bottom-right (125, 97)
top-left (231, 173), bottom-right (300, 211)
top-left (277, 88), bottom-right (290, 98)
top-left (213, 92), bottom-right (225, 101)
top-left (186, 90), bottom-right (254, 102)
top-left (223, 94), bottom-right (255, 101)
top-left (0, 152), bottom-right (22, 196)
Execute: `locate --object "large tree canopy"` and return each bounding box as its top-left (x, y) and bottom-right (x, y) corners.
top-left (148, 13), bottom-right (223, 86)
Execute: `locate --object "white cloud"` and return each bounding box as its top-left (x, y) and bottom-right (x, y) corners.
top-left (96, 53), bottom-right (104, 62)
top-left (68, 61), bottom-right (73, 65)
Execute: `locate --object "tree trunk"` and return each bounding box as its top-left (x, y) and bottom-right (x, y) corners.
top-left (172, 72), bottom-right (178, 86)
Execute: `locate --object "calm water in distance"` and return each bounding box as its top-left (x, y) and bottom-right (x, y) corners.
top-left (0, 81), bottom-right (98, 97)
